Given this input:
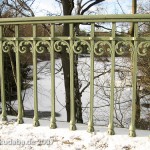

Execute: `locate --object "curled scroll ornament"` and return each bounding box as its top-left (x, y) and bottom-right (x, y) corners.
top-left (137, 42), bottom-right (150, 56)
top-left (115, 41), bottom-right (134, 55)
top-left (2, 41), bottom-right (16, 53)
top-left (19, 41), bottom-right (33, 54)
top-left (94, 41), bottom-right (111, 56)
top-left (54, 40), bottom-right (70, 53)
top-left (73, 40), bottom-right (91, 54)
top-left (36, 41), bottom-right (51, 53)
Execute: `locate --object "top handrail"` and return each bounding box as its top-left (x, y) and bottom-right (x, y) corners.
top-left (0, 14), bottom-right (150, 25)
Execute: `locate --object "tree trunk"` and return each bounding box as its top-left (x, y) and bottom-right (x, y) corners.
top-left (130, 0), bottom-right (140, 128)
top-left (74, 54), bottom-right (83, 123)
top-left (135, 85), bottom-right (141, 128)
top-left (61, 0), bottom-right (83, 123)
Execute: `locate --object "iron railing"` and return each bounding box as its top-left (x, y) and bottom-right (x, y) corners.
top-left (0, 14), bottom-right (150, 137)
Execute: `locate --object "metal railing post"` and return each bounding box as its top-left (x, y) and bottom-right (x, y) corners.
top-left (69, 23), bottom-right (76, 130)
top-left (50, 24), bottom-right (57, 129)
top-left (33, 24), bottom-right (40, 126)
top-left (87, 23), bottom-right (95, 132)
top-left (15, 25), bottom-right (24, 124)
top-left (108, 22), bottom-right (116, 135)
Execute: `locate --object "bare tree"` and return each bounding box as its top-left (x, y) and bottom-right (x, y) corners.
top-left (57, 0), bottom-right (106, 123)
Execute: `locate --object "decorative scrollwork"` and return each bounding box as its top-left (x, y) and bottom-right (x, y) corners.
top-left (54, 40), bottom-right (70, 53)
top-left (36, 41), bottom-right (51, 53)
top-left (73, 40), bottom-right (91, 54)
top-left (115, 41), bottom-right (133, 55)
top-left (2, 41), bottom-right (15, 53)
top-left (94, 41), bottom-right (111, 56)
top-left (19, 41), bottom-right (33, 53)
top-left (138, 42), bottom-right (150, 56)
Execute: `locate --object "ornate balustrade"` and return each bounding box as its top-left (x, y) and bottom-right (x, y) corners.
top-left (0, 14), bottom-right (150, 137)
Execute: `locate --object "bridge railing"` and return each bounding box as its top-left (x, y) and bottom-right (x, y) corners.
top-left (0, 14), bottom-right (150, 137)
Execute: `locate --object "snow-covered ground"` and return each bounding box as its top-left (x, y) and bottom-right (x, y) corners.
top-left (0, 116), bottom-right (150, 150)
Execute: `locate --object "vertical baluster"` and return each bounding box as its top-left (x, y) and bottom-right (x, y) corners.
top-left (15, 25), bottom-right (24, 124)
top-left (87, 23), bottom-right (95, 132)
top-left (33, 24), bottom-right (40, 126)
top-left (129, 22), bottom-right (138, 137)
top-left (0, 26), bottom-right (7, 121)
top-left (50, 24), bottom-right (57, 129)
top-left (69, 23), bottom-right (76, 130)
top-left (108, 22), bottom-right (116, 135)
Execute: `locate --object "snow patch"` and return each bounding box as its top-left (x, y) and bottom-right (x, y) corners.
top-left (0, 116), bottom-right (150, 150)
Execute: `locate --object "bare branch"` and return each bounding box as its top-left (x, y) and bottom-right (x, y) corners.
top-left (117, 0), bottom-right (125, 14)
top-left (3, 0), bottom-right (35, 17)
top-left (80, 69), bottom-right (111, 94)
top-left (55, 0), bottom-right (61, 3)
top-left (81, 0), bottom-right (95, 9)
top-left (81, 0), bottom-right (105, 15)
top-left (16, 0), bottom-right (35, 16)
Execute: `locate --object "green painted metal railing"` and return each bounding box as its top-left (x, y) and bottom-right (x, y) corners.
top-left (0, 14), bottom-right (150, 137)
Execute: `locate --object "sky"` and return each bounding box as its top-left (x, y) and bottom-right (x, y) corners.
top-left (30, 0), bottom-right (133, 32)
top-left (31, 0), bottom-right (132, 16)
